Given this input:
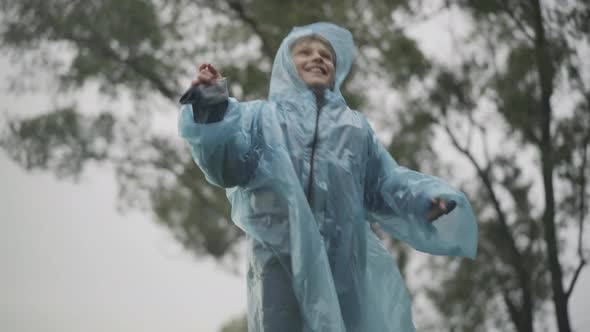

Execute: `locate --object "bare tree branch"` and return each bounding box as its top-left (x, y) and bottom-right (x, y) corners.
top-left (443, 114), bottom-right (535, 331)
top-left (216, 0), bottom-right (276, 60)
top-left (566, 143), bottom-right (588, 298)
top-left (494, 0), bottom-right (536, 43)
top-left (503, 291), bottom-right (521, 331)
top-left (442, 118), bottom-right (518, 262)
top-left (566, 260), bottom-right (586, 299)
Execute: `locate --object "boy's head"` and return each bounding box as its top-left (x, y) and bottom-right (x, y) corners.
top-left (290, 34), bottom-right (336, 90)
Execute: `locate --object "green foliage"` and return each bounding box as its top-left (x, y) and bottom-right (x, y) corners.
top-left (149, 160), bottom-right (239, 258)
top-left (380, 34), bottom-right (431, 87)
top-left (0, 107), bottom-right (114, 177)
top-left (220, 313), bottom-right (248, 332)
top-left (388, 106), bottom-right (437, 172)
top-left (1, 0), bottom-right (177, 96)
top-left (494, 45), bottom-right (542, 144)
top-left (223, 64), bottom-right (270, 99)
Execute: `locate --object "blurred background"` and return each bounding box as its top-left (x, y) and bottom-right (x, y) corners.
top-left (0, 0), bottom-right (589, 331)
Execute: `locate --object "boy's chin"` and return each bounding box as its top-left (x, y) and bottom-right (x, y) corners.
top-left (305, 81), bottom-right (332, 90)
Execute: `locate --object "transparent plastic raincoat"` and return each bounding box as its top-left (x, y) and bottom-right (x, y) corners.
top-left (179, 23), bottom-right (477, 332)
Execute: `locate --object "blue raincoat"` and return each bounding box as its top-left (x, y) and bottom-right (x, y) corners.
top-left (179, 23), bottom-right (477, 332)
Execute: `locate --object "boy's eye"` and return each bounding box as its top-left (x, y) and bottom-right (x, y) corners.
top-left (320, 51), bottom-right (332, 61)
top-left (293, 45), bottom-right (333, 62)
top-left (297, 48), bottom-right (311, 55)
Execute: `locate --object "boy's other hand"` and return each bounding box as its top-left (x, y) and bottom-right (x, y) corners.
top-left (192, 63), bottom-right (222, 86)
top-left (425, 198), bottom-right (457, 222)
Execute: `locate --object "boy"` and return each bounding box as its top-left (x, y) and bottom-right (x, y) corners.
top-left (179, 22), bottom-right (477, 332)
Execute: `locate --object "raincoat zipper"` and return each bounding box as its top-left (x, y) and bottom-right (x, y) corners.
top-left (306, 98), bottom-right (323, 202)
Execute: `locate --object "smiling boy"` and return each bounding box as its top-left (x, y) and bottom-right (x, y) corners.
top-left (179, 23), bottom-right (477, 332)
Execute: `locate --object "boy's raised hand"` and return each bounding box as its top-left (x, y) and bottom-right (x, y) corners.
top-left (192, 63), bottom-right (222, 86)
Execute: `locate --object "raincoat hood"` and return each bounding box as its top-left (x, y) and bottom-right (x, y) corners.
top-left (269, 22), bottom-right (355, 102)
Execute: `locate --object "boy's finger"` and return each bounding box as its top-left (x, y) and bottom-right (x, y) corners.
top-left (208, 64), bottom-right (221, 78)
top-left (198, 70), bottom-right (213, 80)
top-left (199, 63), bottom-right (208, 72)
top-left (430, 198), bottom-right (438, 209)
top-left (198, 72), bottom-right (216, 85)
top-left (439, 200), bottom-right (447, 212)
top-left (431, 198), bottom-right (444, 212)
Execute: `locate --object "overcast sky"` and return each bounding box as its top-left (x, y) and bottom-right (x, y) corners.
top-left (1, 7), bottom-right (590, 332)
top-left (1, 156), bottom-right (248, 332)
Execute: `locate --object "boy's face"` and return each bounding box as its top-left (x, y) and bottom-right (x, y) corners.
top-left (291, 39), bottom-right (335, 90)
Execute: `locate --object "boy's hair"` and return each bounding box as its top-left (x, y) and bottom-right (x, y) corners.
top-left (290, 34), bottom-right (337, 66)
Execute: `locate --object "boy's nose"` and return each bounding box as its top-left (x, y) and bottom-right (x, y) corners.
top-left (311, 54), bottom-right (324, 63)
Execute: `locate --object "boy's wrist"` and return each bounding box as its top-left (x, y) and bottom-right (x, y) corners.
top-left (198, 78), bottom-right (228, 106)
top-left (179, 78), bottom-right (229, 124)
top-left (179, 78), bottom-right (228, 105)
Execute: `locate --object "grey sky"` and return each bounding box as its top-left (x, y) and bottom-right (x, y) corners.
top-left (0, 157), bottom-right (247, 332)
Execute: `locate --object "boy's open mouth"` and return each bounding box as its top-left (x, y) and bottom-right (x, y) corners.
top-left (307, 66), bottom-right (327, 75)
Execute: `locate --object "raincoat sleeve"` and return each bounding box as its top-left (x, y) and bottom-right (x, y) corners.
top-left (178, 79), bottom-right (263, 188)
top-left (363, 118), bottom-right (477, 259)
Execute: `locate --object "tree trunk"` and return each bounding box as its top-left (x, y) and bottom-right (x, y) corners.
top-left (529, 0), bottom-right (572, 331)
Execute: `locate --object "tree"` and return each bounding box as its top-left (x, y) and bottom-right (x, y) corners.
top-left (416, 1), bottom-right (590, 331)
top-left (1, 0), bottom-right (588, 331)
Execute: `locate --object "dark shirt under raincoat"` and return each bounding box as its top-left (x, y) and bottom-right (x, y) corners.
top-left (179, 22), bottom-right (478, 332)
